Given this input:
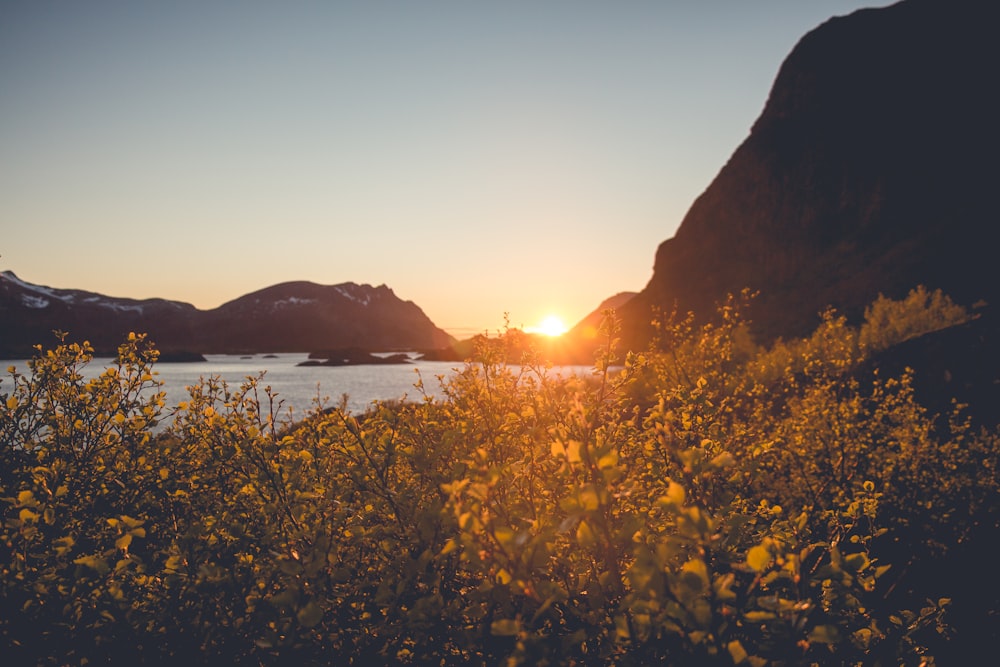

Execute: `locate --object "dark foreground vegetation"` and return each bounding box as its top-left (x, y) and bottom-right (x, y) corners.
top-left (2, 288), bottom-right (997, 665)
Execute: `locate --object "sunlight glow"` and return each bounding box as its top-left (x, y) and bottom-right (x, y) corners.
top-left (527, 315), bottom-right (569, 337)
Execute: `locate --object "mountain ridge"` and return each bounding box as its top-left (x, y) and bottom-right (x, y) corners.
top-left (0, 271), bottom-right (454, 357)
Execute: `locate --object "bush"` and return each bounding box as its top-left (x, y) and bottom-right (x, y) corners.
top-left (2, 292), bottom-right (997, 665)
top-left (859, 286), bottom-right (971, 353)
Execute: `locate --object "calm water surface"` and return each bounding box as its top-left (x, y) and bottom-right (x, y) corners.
top-left (3, 353), bottom-right (594, 422)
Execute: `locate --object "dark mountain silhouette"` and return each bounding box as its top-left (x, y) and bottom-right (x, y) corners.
top-left (572, 291), bottom-right (637, 341)
top-left (600, 0), bottom-right (998, 351)
top-left (0, 271), bottom-right (454, 357)
top-left (0, 271), bottom-right (200, 357)
top-left (200, 280), bottom-right (454, 354)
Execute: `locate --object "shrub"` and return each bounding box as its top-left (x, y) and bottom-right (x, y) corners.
top-left (1, 291), bottom-right (996, 665)
top-left (859, 286), bottom-right (971, 353)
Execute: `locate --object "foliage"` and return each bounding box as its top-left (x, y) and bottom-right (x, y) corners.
top-left (1, 291), bottom-right (997, 665)
top-left (858, 286), bottom-right (971, 353)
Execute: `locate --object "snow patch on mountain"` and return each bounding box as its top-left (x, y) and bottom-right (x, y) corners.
top-left (335, 285), bottom-right (372, 306)
top-left (273, 297), bottom-right (317, 309)
top-left (21, 294), bottom-right (50, 309)
top-left (100, 301), bottom-right (145, 314)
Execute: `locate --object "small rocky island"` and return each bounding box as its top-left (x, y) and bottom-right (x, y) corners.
top-left (296, 348), bottom-right (413, 367)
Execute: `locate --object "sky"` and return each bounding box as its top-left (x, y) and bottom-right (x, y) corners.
top-left (1, 0), bottom-right (889, 339)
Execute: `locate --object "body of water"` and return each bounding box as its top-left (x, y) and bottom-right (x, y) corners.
top-left (2, 353), bottom-right (464, 421)
top-left (3, 353), bottom-right (596, 423)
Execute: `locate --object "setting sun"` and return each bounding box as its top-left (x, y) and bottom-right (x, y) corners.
top-left (527, 314), bottom-right (569, 337)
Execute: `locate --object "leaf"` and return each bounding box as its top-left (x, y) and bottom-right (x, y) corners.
top-left (710, 452), bottom-right (736, 469)
top-left (728, 640), bottom-right (748, 664)
top-left (747, 545), bottom-right (772, 572)
top-left (54, 536), bottom-right (76, 556)
top-left (17, 490), bottom-right (36, 507)
top-left (165, 554), bottom-right (185, 574)
top-left (680, 558), bottom-right (710, 594)
top-left (579, 486), bottom-right (600, 512)
top-left (297, 601), bottom-right (323, 628)
top-left (808, 624), bottom-right (841, 644)
top-left (74, 555), bottom-right (110, 575)
top-left (493, 526), bottom-right (516, 548)
top-left (844, 552), bottom-right (870, 573)
top-left (490, 619), bottom-right (521, 636)
top-left (576, 520), bottom-right (597, 548)
top-left (566, 440), bottom-right (582, 464)
top-left (597, 450), bottom-right (619, 469)
top-left (744, 611), bottom-right (776, 622)
top-left (668, 479), bottom-right (686, 504)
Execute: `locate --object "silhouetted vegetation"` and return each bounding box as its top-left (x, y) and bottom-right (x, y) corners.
top-left (2, 289), bottom-right (996, 665)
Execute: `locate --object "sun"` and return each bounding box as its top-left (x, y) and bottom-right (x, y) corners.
top-left (528, 315), bottom-right (569, 337)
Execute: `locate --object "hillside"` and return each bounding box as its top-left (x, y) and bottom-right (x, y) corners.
top-left (0, 272), bottom-right (454, 357)
top-left (607, 0), bottom-right (998, 350)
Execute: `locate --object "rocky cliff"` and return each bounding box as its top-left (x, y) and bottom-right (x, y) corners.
top-left (615, 0), bottom-right (998, 349)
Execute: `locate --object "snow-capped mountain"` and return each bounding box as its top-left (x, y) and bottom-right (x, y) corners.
top-left (0, 272), bottom-right (454, 357)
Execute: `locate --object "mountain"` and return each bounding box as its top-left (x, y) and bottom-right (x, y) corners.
top-left (608, 0), bottom-right (998, 350)
top-left (0, 272), bottom-right (455, 357)
top-left (567, 291), bottom-right (639, 356)
top-left (0, 271), bottom-right (200, 357)
top-left (200, 281), bottom-right (454, 354)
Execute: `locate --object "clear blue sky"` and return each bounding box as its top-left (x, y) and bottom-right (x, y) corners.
top-left (1, 1), bottom-right (888, 338)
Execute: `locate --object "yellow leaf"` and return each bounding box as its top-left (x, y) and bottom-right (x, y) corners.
top-left (597, 451), bottom-right (619, 469)
top-left (808, 624), bottom-right (841, 644)
top-left (579, 486), bottom-right (600, 512)
top-left (74, 555), bottom-right (110, 575)
top-left (54, 535), bottom-right (76, 556)
top-left (658, 480), bottom-right (685, 508)
top-left (6, 395), bottom-right (17, 410)
top-left (747, 545), bottom-right (772, 572)
top-left (493, 526), bottom-right (516, 547)
top-left (710, 452), bottom-right (735, 468)
top-left (576, 520), bottom-right (597, 547)
top-left (566, 440), bottom-right (582, 464)
top-left (490, 619), bottom-right (521, 636)
top-left (165, 554), bottom-right (185, 573)
top-left (728, 640), bottom-right (748, 664)
top-left (681, 558), bottom-right (710, 592)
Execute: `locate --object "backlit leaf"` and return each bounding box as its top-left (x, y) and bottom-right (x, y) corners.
top-left (747, 545), bottom-right (771, 572)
